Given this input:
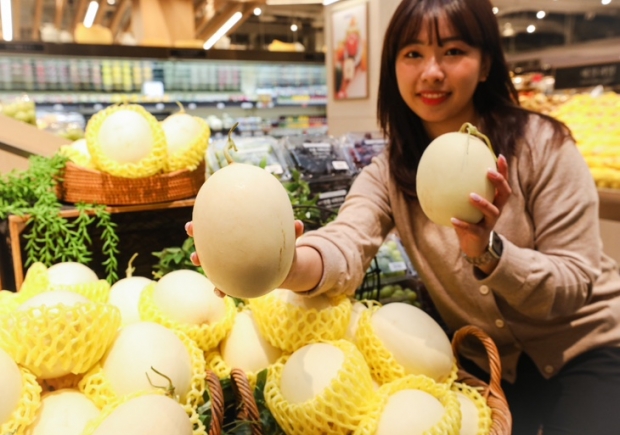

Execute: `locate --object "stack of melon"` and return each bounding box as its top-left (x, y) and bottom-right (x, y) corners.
top-left (550, 92), bottom-right (620, 189)
top-left (58, 103), bottom-right (210, 178)
top-left (0, 260), bottom-right (497, 435)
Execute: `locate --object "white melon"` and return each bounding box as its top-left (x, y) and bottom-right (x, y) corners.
top-left (92, 394), bottom-right (192, 435)
top-left (371, 303), bottom-right (454, 382)
top-left (19, 291), bottom-right (90, 313)
top-left (271, 289), bottom-right (332, 311)
top-left (220, 310), bottom-right (281, 373)
top-left (0, 348), bottom-right (23, 426)
top-left (280, 343), bottom-right (345, 404)
top-left (47, 262), bottom-right (98, 287)
top-left (152, 270), bottom-right (226, 325)
top-left (192, 161), bottom-right (295, 299)
top-left (102, 322), bottom-right (192, 401)
top-left (456, 391), bottom-right (480, 435)
top-left (376, 389), bottom-right (446, 435)
top-left (26, 389), bottom-right (99, 435)
top-left (161, 113), bottom-right (204, 154)
top-left (108, 276), bottom-right (153, 325)
top-left (97, 110), bottom-right (155, 163)
top-left (344, 301), bottom-right (368, 342)
top-left (416, 129), bottom-right (496, 227)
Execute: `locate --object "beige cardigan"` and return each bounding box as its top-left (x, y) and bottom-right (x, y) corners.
top-left (298, 115), bottom-right (620, 383)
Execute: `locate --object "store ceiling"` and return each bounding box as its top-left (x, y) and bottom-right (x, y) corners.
top-left (4, 0), bottom-right (620, 49)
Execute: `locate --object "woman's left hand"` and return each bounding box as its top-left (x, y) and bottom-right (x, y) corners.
top-left (450, 154), bottom-right (512, 262)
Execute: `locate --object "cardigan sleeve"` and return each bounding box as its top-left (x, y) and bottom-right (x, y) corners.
top-left (296, 152), bottom-right (395, 297)
top-left (477, 118), bottom-right (601, 320)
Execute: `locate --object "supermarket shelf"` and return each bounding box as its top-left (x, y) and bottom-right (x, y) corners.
top-left (599, 189), bottom-right (620, 222)
top-left (0, 41), bottom-right (326, 64)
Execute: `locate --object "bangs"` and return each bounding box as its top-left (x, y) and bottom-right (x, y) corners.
top-left (390, 0), bottom-right (487, 55)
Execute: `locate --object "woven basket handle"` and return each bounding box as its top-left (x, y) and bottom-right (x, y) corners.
top-left (206, 371), bottom-right (225, 435)
top-left (230, 368), bottom-right (263, 435)
top-left (452, 325), bottom-right (513, 435)
top-left (451, 325), bottom-right (505, 401)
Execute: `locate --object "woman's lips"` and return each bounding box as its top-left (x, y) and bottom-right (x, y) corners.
top-left (419, 92), bottom-right (450, 106)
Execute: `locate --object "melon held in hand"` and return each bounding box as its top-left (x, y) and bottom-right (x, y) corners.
top-left (192, 123), bottom-right (295, 299)
top-left (416, 123), bottom-right (497, 227)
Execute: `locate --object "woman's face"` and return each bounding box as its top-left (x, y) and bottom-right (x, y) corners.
top-left (395, 15), bottom-right (488, 139)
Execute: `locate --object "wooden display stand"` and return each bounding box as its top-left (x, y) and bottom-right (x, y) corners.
top-left (598, 188), bottom-right (620, 222)
top-left (0, 199), bottom-right (195, 291)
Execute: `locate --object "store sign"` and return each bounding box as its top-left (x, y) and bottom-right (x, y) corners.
top-left (554, 62), bottom-right (620, 89)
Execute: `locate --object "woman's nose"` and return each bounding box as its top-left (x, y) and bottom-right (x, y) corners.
top-left (421, 57), bottom-right (445, 82)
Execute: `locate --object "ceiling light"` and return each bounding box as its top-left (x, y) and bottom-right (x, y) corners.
top-left (253, 7), bottom-right (262, 16)
top-left (107, 0), bottom-right (116, 5)
top-left (527, 24), bottom-right (536, 33)
top-left (602, 0), bottom-right (612, 5)
top-left (0, 0), bottom-right (13, 41)
top-left (204, 11), bottom-right (243, 50)
top-left (83, 1), bottom-right (100, 28)
top-left (323, 0), bottom-right (342, 5)
top-left (536, 10), bottom-right (546, 19)
top-left (291, 23), bottom-right (298, 32)
top-left (492, 7), bottom-right (499, 14)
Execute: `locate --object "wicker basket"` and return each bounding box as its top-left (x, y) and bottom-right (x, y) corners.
top-left (206, 370), bottom-right (225, 435)
top-left (230, 368), bottom-right (263, 435)
top-left (451, 325), bottom-right (512, 435)
top-left (56, 160), bottom-right (206, 205)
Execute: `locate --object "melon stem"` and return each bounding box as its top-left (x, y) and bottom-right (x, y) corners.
top-left (174, 101), bottom-right (185, 113)
top-left (459, 123), bottom-right (497, 162)
top-left (146, 366), bottom-right (178, 400)
top-left (223, 122), bottom-right (239, 164)
top-left (125, 253), bottom-right (139, 278)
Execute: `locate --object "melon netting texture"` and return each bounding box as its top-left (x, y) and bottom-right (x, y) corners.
top-left (79, 327), bottom-right (206, 410)
top-left (354, 374), bottom-right (462, 435)
top-left (38, 372), bottom-right (84, 393)
top-left (0, 290), bottom-right (19, 315)
top-left (81, 389), bottom-right (207, 435)
top-left (355, 307), bottom-right (458, 386)
top-left (18, 262), bottom-right (111, 303)
top-left (0, 367), bottom-right (42, 435)
top-left (264, 339), bottom-right (376, 435)
top-left (0, 302), bottom-right (121, 379)
top-left (165, 116), bottom-right (210, 173)
top-left (86, 104), bottom-right (168, 178)
top-left (452, 381), bottom-right (493, 435)
top-left (138, 283), bottom-right (237, 352)
top-left (58, 144), bottom-right (95, 168)
top-left (249, 294), bottom-right (352, 353)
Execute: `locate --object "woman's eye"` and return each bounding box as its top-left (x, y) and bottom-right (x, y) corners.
top-left (404, 51), bottom-right (422, 59)
top-left (445, 48), bottom-right (465, 56)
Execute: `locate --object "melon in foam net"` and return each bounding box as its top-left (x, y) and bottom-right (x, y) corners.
top-left (25, 389), bottom-right (100, 435)
top-left (0, 347), bottom-right (23, 427)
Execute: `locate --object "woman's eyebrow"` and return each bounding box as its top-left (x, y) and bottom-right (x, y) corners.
top-left (403, 36), bottom-right (464, 46)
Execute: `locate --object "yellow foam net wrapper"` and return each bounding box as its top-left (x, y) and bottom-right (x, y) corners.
top-left (206, 350), bottom-right (265, 390)
top-left (354, 374), bottom-right (461, 435)
top-left (452, 381), bottom-right (493, 435)
top-left (249, 293), bottom-right (352, 353)
top-left (79, 328), bottom-right (206, 411)
top-left (86, 104), bottom-right (168, 178)
top-left (81, 390), bottom-right (206, 435)
top-left (17, 262), bottom-right (111, 304)
top-left (264, 339), bottom-right (376, 435)
top-left (57, 144), bottom-right (94, 168)
top-left (0, 367), bottom-right (42, 435)
top-left (0, 290), bottom-right (19, 315)
top-left (138, 283), bottom-right (237, 352)
top-left (0, 301), bottom-right (121, 379)
top-left (355, 306), bottom-right (458, 386)
top-left (165, 115), bottom-right (210, 173)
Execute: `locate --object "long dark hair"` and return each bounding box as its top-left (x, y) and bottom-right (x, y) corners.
top-left (377, 0), bottom-right (571, 199)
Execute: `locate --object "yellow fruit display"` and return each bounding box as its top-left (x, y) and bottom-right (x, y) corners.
top-left (550, 92), bottom-right (620, 189)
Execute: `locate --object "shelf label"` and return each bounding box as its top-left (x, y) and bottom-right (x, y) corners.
top-left (265, 164), bottom-right (284, 175)
top-left (388, 262), bottom-right (407, 272)
top-left (332, 160), bottom-right (349, 170)
top-left (142, 81), bottom-right (165, 98)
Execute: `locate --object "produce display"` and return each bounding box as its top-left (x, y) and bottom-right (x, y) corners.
top-left (0, 94), bottom-right (37, 125)
top-left (549, 92), bottom-right (620, 189)
top-left (343, 132), bottom-right (388, 170)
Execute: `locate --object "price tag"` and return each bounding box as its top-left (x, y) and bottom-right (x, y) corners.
top-left (265, 164), bottom-right (284, 175)
top-left (388, 262), bottom-right (407, 272)
top-left (332, 160), bottom-right (349, 170)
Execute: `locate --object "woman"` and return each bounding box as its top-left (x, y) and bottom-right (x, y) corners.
top-left (189, 0), bottom-right (620, 433)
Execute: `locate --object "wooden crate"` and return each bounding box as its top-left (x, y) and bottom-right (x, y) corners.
top-left (0, 199), bottom-right (195, 291)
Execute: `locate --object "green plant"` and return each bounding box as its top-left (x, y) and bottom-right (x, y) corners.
top-left (151, 237), bottom-right (202, 279)
top-left (0, 154), bottom-right (120, 283)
